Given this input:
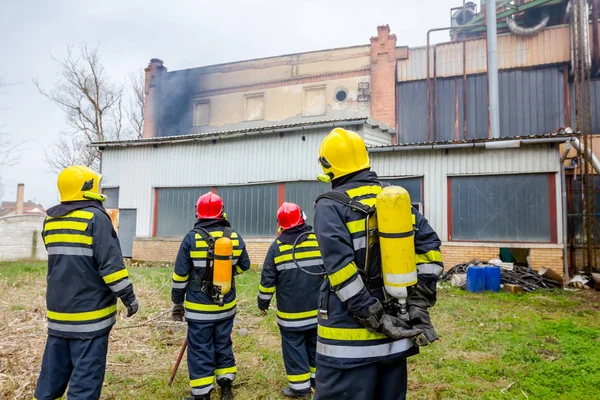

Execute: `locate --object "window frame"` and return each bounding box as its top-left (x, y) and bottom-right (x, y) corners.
top-left (244, 92), bottom-right (265, 122)
top-left (302, 84), bottom-right (327, 117)
top-left (379, 176), bottom-right (424, 215)
top-left (193, 99), bottom-right (210, 127)
top-left (447, 173), bottom-right (557, 244)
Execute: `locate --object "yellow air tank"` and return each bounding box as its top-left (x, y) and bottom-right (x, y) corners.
top-left (376, 186), bottom-right (418, 300)
top-left (213, 237), bottom-right (233, 300)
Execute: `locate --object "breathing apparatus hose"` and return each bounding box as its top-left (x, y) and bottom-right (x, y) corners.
top-left (291, 231), bottom-right (327, 276)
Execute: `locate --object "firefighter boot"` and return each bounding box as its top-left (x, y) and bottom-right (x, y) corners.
top-left (282, 387), bottom-right (311, 399)
top-left (182, 394), bottom-right (211, 400)
top-left (218, 378), bottom-right (234, 400)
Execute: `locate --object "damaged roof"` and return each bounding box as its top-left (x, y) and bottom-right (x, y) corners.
top-left (370, 130), bottom-right (577, 151)
top-left (91, 116), bottom-right (393, 148)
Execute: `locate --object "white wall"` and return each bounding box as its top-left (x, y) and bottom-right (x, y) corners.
top-left (0, 215), bottom-right (47, 261)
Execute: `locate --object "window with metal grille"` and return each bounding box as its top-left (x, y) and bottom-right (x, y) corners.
top-left (218, 184), bottom-right (279, 237)
top-left (380, 177), bottom-right (423, 214)
top-left (284, 181), bottom-right (331, 227)
top-left (155, 187), bottom-right (211, 236)
top-left (448, 174), bottom-right (555, 243)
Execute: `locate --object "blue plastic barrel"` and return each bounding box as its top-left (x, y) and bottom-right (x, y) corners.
top-left (484, 266), bottom-right (501, 292)
top-left (466, 266), bottom-right (486, 293)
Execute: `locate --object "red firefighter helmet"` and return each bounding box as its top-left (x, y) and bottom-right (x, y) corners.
top-left (277, 202), bottom-right (305, 231)
top-left (196, 192), bottom-right (224, 219)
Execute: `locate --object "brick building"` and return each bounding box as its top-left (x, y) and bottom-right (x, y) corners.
top-left (95, 5), bottom-right (597, 278)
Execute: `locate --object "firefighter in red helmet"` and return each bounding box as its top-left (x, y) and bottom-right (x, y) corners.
top-left (257, 202), bottom-right (323, 398)
top-left (171, 192), bottom-right (251, 400)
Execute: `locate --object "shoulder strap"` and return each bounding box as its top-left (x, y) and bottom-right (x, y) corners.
top-left (315, 191), bottom-right (374, 215)
top-left (193, 227), bottom-right (216, 251)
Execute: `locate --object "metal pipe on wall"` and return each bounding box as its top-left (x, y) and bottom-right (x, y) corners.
top-left (594, 0), bottom-right (600, 73)
top-left (433, 47), bottom-right (438, 141)
top-left (367, 137), bottom-right (572, 153)
top-left (487, 0), bottom-right (501, 139)
top-left (561, 162), bottom-right (570, 280)
top-left (426, 23), bottom-right (484, 143)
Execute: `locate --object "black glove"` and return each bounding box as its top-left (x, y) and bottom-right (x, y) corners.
top-left (126, 298), bottom-right (139, 318)
top-left (172, 303), bottom-right (185, 321)
top-left (356, 301), bottom-right (423, 340)
top-left (408, 305), bottom-right (439, 344)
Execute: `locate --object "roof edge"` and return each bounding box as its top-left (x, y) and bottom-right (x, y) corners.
top-left (92, 117), bottom-right (389, 148)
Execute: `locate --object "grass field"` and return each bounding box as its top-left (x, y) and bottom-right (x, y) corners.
top-left (1, 261), bottom-right (599, 400)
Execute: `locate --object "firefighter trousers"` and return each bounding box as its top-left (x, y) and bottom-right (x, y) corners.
top-left (314, 357), bottom-right (408, 400)
top-left (280, 327), bottom-right (317, 391)
top-left (33, 333), bottom-right (109, 400)
top-left (187, 317), bottom-right (236, 397)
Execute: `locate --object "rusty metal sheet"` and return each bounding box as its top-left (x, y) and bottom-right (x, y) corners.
top-left (398, 24), bottom-right (571, 82)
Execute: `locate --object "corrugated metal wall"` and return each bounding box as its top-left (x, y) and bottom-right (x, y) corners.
top-left (370, 144), bottom-right (563, 242)
top-left (101, 127), bottom-right (337, 236)
top-left (570, 79), bottom-right (600, 133)
top-left (397, 67), bottom-right (565, 143)
top-left (397, 24), bottom-right (571, 82)
top-left (284, 181), bottom-right (331, 227)
top-left (219, 184), bottom-right (279, 236)
top-left (156, 187), bottom-right (211, 236)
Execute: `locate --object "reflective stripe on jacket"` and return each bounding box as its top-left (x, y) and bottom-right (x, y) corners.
top-left (171, 219), bottom-right (251, 323)
top-left (257, 225), bottom-right (322, 331)
top-left (313, 170), bottom-right (443, 369)
top-left (43, 202), bottom-right (133, 338)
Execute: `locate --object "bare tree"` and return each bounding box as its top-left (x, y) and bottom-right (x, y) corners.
top-left (127, 71), bottom-right (145, 139)
top-left (34, 44), bottom-right (124, 172)
top-left (0, 76), bottom-right (21, 199)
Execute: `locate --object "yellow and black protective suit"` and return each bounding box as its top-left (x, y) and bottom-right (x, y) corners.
top-left (172, 218), bottom-right (251, 399)
top-left (313, 170), bottom-right (443, 400)
top-left (257, 224), bottom-right (323, 396)
top-left (34, 200), bottom-right (137, 400)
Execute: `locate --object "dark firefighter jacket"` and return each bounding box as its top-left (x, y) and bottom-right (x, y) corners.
top-left (257, 224), bottom-right (323, 331)
top-left (171, 219), bottom-right (251, 323)
top-left (313, 169), bottom-right (444, 369)
top-left (42, 200), bottom-right (135, 339)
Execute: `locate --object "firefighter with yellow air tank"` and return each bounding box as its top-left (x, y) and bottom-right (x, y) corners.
top-left (311, 128), bottom-right (444, 400)
top-left (33, 166), bottom-right (139, 400)
top-left (171, 192), bottom-right (251, 400)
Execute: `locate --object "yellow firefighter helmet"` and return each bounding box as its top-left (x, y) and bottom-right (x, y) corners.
top-left (318, 128), bottom-right (370, 181)
top-left (57, 165), bottom-right (107, 202)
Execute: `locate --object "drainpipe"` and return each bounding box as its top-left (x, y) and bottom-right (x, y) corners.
top-left (487, 0), bottom-right (501, 139)
top-left (561, 161), bottom-right (570, 281)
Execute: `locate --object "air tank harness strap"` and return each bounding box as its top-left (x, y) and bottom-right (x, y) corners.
top-left (314, 191), bottom-right (378, 321)
top-left (314, 192), bottom-right (375, 215)
top-left (190, 227), bottom-right (234, 294)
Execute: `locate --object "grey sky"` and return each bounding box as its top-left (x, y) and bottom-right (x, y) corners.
top-left (0, 0), bottom-right (467, 208)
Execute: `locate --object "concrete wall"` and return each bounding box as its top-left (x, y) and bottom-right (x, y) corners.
top-left (191, 75), bottom-right (371, 130)
top-left (0, 215), bottom-right (47, 261)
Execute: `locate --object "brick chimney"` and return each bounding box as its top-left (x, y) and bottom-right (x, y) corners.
top-left (142, 58), bottom-right (167, 139)
top-left (16, 183), bottom-right (24, 215)
top-left (370, 25), bottom-right (398, 143)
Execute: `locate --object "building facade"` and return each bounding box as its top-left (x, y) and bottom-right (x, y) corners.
top-left (98, 3), bottom-right (600, 278)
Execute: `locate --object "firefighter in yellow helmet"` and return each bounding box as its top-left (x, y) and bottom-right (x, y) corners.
top-left (312, 128), bottom-right (443, 400)
top-left (33, 166), bottom-right (139, 400)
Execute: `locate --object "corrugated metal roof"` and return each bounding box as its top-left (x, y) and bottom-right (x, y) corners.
top-left (92, 116), bottom-right (395, 147)
top-left (370, 130), bottom-right (576, 149)
top-left (398, 24), bottom-right (571, 82)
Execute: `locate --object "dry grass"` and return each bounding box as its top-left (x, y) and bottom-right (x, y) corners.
top-left (1, 261), bottom-right (599, 400)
